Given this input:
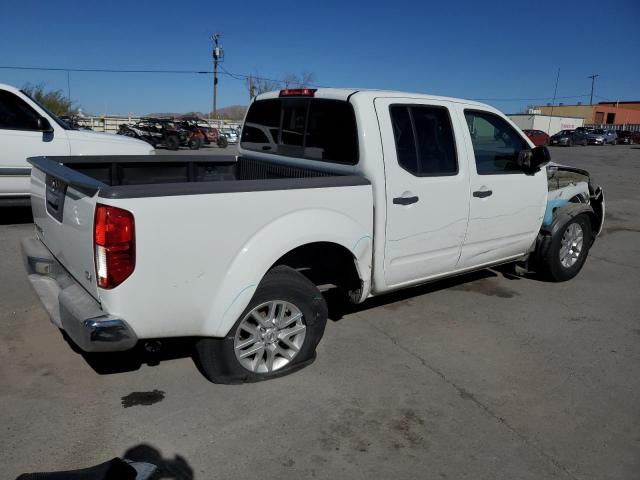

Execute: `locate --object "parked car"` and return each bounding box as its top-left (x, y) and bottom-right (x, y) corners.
top-left (522, 129), bottom-right (550, 146)
top-left (59, 115), bottom-right (92, 130)
top-left (220, 128), bottom-right (238, 144)
top-left (22, 88), bottom-right (604, 383)
top-left (0, 83), bottom-right (153, 207)
top-left (549, 129), bottom-right (588, 146)
top-left (587, 128), bottom-right (616, 145)
top-left (615, 130), bottom-right (635, 144)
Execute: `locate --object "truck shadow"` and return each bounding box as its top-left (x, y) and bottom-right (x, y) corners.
top-left (325, 269), bottom-right (500, 322)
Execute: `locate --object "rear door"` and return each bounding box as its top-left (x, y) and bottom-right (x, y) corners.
top-left (456, 106), bottom-right (547, 269)
top-left (375, 98), bottom-right (470, 287)
top-left (0, 90), bottom-right (69, 197)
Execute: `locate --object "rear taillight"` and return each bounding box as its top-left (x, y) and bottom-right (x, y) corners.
top-left (94, 204), bottom-right (135, 289)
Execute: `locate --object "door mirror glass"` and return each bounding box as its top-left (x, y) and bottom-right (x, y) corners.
top-left (37, 116), bottom-right (54, 133)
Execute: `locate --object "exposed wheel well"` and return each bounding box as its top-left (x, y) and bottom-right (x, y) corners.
top-left (270, 242), bottom-right (363, 298)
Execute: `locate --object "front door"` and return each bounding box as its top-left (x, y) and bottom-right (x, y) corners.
top-left (375, 98), bottom-right (471, 288)
top-left (456, 106), bottom-right (547, 269)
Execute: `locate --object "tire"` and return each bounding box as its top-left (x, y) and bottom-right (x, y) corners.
top-left (568, 139), bottom-right (573, 147)
top-left (194, 266), bottom-right (328, 384)
top-left (582, 139), bottom-right (587, 146)
top-left (217, 136), bottom-right (228, 148)
top-left (165, 135), bottom-right (180, 150)
top-left (188, 137), bottom-right (201, 150)
top-left (536, 214), bottom-right (592, 282)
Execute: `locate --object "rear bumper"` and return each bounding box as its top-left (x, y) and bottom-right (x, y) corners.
top-left (21, 237), bottom-right (137, 352)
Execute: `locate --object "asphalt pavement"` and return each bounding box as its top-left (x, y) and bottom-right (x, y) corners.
top-left (1, 144), bottom-right (638, 479)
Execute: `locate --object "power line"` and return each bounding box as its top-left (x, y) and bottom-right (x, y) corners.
top-left (0, 64), bottom-right (595, 103)
top-left (471, 94), bottom-right (589, 102)
top-left (0, 65), bottom-right (212, 74)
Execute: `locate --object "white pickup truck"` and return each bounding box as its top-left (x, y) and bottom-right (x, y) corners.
top-left (0, 83), bottom-right (154, 206)
top-left (22, 88), bottom-right (604, 383)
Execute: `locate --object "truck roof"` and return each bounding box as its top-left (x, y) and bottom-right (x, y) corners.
top-left (255, 88), bottom-right (494, 110)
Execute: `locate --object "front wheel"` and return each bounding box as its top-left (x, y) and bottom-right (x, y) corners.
top-left (195, 266), bottom-right (328, 383)
top-left (217, 136), bottom-right (228, 148)
top-left (536, 214), bottom-right (592, 282)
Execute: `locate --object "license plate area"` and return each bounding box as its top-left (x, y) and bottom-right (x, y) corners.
top-left (45, 174), bottom-right (68, 222)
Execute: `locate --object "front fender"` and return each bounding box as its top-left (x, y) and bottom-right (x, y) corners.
top-left (204, 208), bottom-right (372, 337)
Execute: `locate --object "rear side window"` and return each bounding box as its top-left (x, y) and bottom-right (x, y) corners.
top-left (0, 91), bottom-right (40, 130)
top-left (389, 105), bottom-right (458, 176)
top-left (241, 98), bottom-right (358, 164)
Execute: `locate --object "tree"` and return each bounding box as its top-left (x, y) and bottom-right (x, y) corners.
top-left (248, 71), bottom-right (316, 97)
top-left (22, 83), bottom-right (76, 116)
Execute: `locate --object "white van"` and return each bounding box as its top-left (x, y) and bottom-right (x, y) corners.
top-left (0, 83), bottom-right (154, 206)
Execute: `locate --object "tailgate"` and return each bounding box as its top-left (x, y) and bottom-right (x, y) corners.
top-left (29, 157), bottom-right (104, 300)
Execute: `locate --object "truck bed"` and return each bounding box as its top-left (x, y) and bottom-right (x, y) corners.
top-left (28, 155), bottom-right (367, 200)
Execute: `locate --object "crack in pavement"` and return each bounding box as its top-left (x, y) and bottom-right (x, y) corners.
top-left (589, 255), bottom-right (639, 270)
top-left (354, 312), bottom-right (581, 480)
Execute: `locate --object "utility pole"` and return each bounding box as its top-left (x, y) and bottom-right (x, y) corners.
top-left (211, 33), bottom-right (224, 121)
top-left (248, 75), bottom-right (255, 100)
top-left (588, 74), bottom-right (599, 105)
top-left (547, 68), bottom-right (560, 135)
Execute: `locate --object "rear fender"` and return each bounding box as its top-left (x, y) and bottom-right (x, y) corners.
top-left (205, 209), bottom-right (372, 337)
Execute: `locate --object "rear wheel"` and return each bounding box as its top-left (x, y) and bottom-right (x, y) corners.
top-left (188, 137), bottom-right (201, 150)
top-left (568, 139), bottom-right (573, 147)
top-left (536, 214), bottom-right (592, 282)
top-left (582, 139), bottom-right (587, 146)
top-left (194, 266), bottom-right (328, 383)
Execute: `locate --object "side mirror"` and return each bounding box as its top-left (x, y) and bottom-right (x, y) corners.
top-left (518, 146), bottom-right (550, 173)
top-left (37, 117), bottom-right (54, 133)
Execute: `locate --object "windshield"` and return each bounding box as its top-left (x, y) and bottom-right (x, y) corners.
top-left (592, 129), bottom-right (605, 134)
top-left (20, 90), bottom-right (74, 130)
top-left (557, 130), bottom-right (572, 135)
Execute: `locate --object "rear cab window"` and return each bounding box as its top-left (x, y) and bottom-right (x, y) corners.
top-left (389, 104), bottom-right (458, 176)
top-left (241, 97), bottom-right (359, 165)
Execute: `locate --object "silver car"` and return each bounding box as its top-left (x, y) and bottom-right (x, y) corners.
top-left (587, 129), bottom-right (617, 145)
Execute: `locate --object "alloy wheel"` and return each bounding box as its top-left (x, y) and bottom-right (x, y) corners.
top-left (559, 223), bottom-right (584, 268)
top-left (234, 300), bottom-right (306, 373)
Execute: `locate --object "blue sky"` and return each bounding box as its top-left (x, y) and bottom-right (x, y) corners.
top-left (1, 0), bottom-right (638, 116)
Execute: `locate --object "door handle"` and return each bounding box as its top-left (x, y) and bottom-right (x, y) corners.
top-left (393, 196), bottom-right (419, 205)
top-left (473, 190), bottom-right (493, 198)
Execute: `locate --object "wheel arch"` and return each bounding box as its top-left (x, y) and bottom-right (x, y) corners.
top-left (205, 209), bottom-right (372, 337)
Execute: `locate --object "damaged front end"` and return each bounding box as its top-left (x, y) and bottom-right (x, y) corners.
top-left (543, 162), bottom-right (605, 238)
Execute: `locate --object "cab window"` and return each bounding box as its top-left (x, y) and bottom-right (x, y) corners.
top-left (389, 105), bottom-right (458, 176)
top-left (0, 91), bottom-right (40, 131)
top-left (241, 98), bottom-right (358, 164)
top-left (464, 110), bottom-right (528, 175)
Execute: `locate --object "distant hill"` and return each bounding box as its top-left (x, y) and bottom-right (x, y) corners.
top-left (145, 105), bottom-right (247, 121)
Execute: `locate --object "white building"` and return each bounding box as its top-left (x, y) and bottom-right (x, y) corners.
top-left (508, 113), bottom-right (584, 136)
